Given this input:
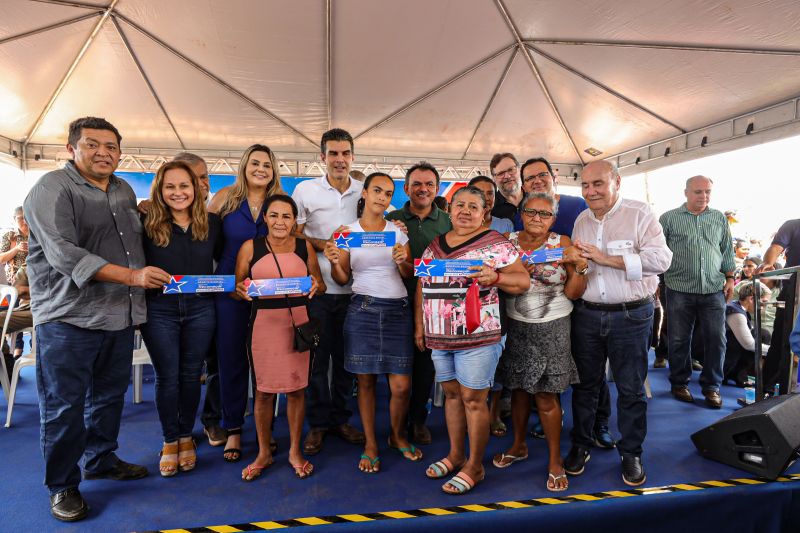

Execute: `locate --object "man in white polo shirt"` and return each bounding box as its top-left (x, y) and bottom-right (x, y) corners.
top-left (293, 128), bottom-right (365, 455)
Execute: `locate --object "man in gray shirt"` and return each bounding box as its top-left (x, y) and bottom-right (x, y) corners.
top-left (24, 117), bottom-right (170, 522)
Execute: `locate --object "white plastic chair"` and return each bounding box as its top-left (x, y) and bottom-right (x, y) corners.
top-left (5, 326), bottom-right (36, 427)
top-left (132, 330), bottom-right (152, 404)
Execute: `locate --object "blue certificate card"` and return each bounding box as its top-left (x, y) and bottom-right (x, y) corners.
top-left (414, 258), bottom-right (484, 277)
top-left (521, 247), bottom-right (564, 264)
top-left (334, 231), bottom-right (396, 249)
top-left (163, 275), bottom-right (235, 294)
top-left (247, 276), bottom-right (313, 297)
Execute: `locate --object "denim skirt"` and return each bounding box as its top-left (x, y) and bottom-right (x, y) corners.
top-left (344, 294), bottom-right (413, 375)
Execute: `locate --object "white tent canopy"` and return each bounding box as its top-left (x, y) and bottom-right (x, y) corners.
top-left (2, 0), bottom-right (800, 178)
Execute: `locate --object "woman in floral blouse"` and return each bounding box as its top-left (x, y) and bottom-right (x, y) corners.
top-left (0, 207), bottom-right (29, 284)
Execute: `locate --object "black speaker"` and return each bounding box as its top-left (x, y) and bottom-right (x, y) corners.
top-left (691, 394), bottom-right (800, 479)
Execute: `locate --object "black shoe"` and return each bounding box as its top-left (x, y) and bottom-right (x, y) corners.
top-left (564, 446), bottom-right (591, 476)
top-left (691, 359), bottom-right (703, 371)
top-left (592, 425), bottom-right (616, 449)
top-left (621, 454), bottom-right (646, 486)
top-left (50, 488), bottom-right (88, 522)
top-left (83, 459), bottom-right (149, 481)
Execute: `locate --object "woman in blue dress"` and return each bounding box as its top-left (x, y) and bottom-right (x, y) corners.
top-left (208, 144), bottom-right (284, 461)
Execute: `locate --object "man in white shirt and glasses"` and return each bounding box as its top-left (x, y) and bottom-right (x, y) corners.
top-left (563, 160), bottom-right (672, 487)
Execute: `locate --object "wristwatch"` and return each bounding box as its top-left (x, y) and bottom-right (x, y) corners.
top-left (577, 264), bottom-right (589, 276)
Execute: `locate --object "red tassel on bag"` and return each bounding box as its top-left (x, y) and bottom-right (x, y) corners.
top-left (465, 281), bottom-right (481, 333)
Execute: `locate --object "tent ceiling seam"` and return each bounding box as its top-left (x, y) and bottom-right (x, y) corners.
top-left (326, 0), bottom-right (332, 131)
top-left (461, 47), bottom-right (518, 159)
top-left (27, 0), bottom-right (106, 11)
top-left (525, 39), bottom-right (800, 57)
top-left (526, 44), bottom-right (686, 133)
top-left (110, 16), bottom-right (185, 150)
top-left (114, 13), bottom-right (319, 150)
top-left (353, 43), bottom-right (516, 141)
top-left (0, 12), bottom-right (100, 46)
top-left (23, 0), bottom-right (120, 146)
top-left (494, 0), bottom-right (584, 164)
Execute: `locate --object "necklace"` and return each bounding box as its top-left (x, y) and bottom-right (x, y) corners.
top-left (248, 201), bottom-right (261, 216)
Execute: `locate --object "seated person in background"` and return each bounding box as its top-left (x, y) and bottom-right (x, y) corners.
top-left (733, 256), bottom-right (759, 290)
top-left (1, 266), bottom-right (33, 380)
top-left (733, 238), bottom-right (750, 276)
top-left (723, 282), bottom-right (771, 387)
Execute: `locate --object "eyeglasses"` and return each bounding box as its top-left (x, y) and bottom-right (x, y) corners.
top-left (493, 166), bottom-right (517, 179)
top-left (523, 171), bottom-right (552, 183)
top-left (521, 208), bottom-right (554, 219)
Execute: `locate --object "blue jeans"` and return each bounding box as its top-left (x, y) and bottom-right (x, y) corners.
top-left (666, 289), bottom-right (727, 392)
top-left (306, 293), bottom-right (354, 429)
top-left (140, 294), bottom-right (216, 442)
top-left (36, 322), bottom-right (135, 495)
top-left (570, 302), bottom-right (653, 456)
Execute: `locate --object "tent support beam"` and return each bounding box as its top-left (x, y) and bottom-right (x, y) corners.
top-left (115, 14), bottom-right (319, 150)
top-left (494, 0), bottom-right (584, 164)
top-left (0, 12), bottom-right (100, 46)
top-left (111, 17), bottom-right (185, 150)
top-left (524, 39), bottom-right (800, 57)
top-left (354, 43), bottom-right (516, 141)
top-left (23, 0), bottom-right (120, 146)
top-left (326, 0), bottom-right (332, 132)
top-left (27, 0), bottom-right (105, 10)
top-left (461, 47), bottom-right (518, 159)
top-left (526, 44), bottom-right (686, 133)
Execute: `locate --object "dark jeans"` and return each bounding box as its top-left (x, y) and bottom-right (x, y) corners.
top-left (666, 289), bottom-right (726, 392)
top-left (140, 294), bottom-right (216, 442)
top-left (201, 338), bottom-right (222, 428)
top-left (571, 302), bottom-right (653, 456)
top-left (408, 344), bottom-right (435, 426)
top-left (764, 276), bottom-right (796, 395)
top-left (36, 322), bottom-right (135, 495)
top-left (306, 293), bottom-right (354, 429)
top-left (215, 295), bottom-right (251, 429)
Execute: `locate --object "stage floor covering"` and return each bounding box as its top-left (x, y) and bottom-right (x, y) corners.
top-left (1, 352), bottom-right (799, 533)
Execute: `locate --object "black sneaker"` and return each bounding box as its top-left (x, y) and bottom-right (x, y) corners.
top-left (592, 425), bottom-right (616, 449)
top-left (621, 454), bottom-right (646, 486)
top-left (564, 446), bottom-right (591, 476)
top-left (50, 488), bottom-right (88, 522)
top-left (83, 459), bottom-right (149, 481)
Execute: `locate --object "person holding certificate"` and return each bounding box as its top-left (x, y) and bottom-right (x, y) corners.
top-left (417, 186), bottom-right (530, 495)
top-left (234, 195), bottom-right (325, 481)
top-left (323, 172), bottom-right (416, 474)
top-left (492, 192), bottom-right (586, 492)
top-left (140, 160), bottom-right (222, 477)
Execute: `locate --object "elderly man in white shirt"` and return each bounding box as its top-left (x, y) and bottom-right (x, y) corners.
top-left (563, 160), bottom-right (672, 487)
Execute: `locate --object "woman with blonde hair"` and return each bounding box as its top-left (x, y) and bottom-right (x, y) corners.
top-left (140, 160), bottom-right (223, 476)
top-left (207, 144), bottom-right (285, 462)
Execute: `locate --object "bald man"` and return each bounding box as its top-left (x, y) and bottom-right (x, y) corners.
top-left (659, 176), bottom-right (735, 409)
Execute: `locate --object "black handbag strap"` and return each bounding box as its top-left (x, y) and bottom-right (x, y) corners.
top-left (264, 237), bottom-right (301, 329)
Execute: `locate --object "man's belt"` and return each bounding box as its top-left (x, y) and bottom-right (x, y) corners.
top-left (578, 295), bottom-right (654, 312)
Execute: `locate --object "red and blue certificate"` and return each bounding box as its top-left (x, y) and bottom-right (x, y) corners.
top-left (414, 258), bottom-right (484, 277)
top-left (521, 247), bottom-right (564, 264)
top-left (246, 276), bottom-right (313, 297)
top-left (333, 231), bottom-right (396, 249)
top-left (162, 275), bottom-right (235, 294)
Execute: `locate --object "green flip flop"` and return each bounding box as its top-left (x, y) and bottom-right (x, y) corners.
top-left (359, 454), bottom-right (380, 473)
top-left (388, 440), bottom-right (423, 461)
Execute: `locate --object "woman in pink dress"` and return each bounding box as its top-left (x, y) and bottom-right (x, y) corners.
top-left (234, 195), bottom-right (325, 481)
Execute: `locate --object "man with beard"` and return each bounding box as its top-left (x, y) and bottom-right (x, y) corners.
top-left (386, 162), bottom-right (451, 444)
top-left (489, 153), bottom-right (524, 221)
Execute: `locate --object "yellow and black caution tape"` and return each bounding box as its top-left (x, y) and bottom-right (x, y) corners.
top-left (143, 473), bottom-right (800, 532)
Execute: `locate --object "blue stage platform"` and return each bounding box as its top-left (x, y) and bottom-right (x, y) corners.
top-left (1, 353), bottom-right (799, 533)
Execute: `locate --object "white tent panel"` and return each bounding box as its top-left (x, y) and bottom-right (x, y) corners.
top-left (355, 49), bottom-right (515, 159)
top-left (532, 50), bottom-right (678, 161)
top-left (506, 0), bottom-right (800, 48)
top-left (115, 0), bottom-right (328, 140)
top-left (333, 0), bottom-right (511, 136)
top-left (0, 0), bottom-right (89, 40)
top-left (0, 18), bottom-right (95, 140)
top-left (536, 44), bottom-right (800, 134)
top-left (464, 56), bottom-right (578, 162)
top-left (119, 19), bottom-right (317, 151)
top-left (29, 23), bottom-right (182, 148)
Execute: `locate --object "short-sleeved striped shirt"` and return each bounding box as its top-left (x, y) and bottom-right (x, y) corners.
top-left (659, 205), bottom-right (736, 294)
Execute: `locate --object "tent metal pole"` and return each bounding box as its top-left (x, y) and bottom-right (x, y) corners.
top-left (461, 47), bottom-right (518, 159)
top-left (111, 16), bottom-right (185, 150)
top-left (115, 14), bottom-right (319, 149)
top-left (527, 44), bottom-right (686, 133)
top-left (27, 0), bottom-right (104, 10)
top-left (326, 0), bottom-right (332, 132)
top-left (494, 0), bottom-right (584, 164)
top-left (23, 0), bottom-right (120, 146)
top-left (354, 44), bottom-right (516, 140)
top-left (0, 12), bottom-right (100, 46)
top-left (524, 39), bottom-right (800, 57)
